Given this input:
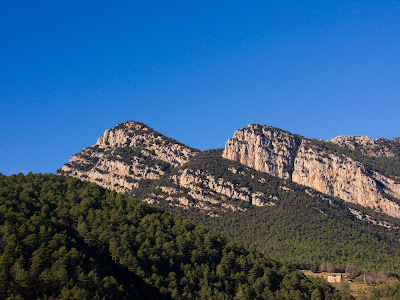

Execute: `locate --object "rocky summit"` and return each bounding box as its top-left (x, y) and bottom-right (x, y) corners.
top-left (58, 121), bottom-right (199, 193)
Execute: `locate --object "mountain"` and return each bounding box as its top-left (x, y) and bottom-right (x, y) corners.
top-left (58, 121), bottom-right (400, 273)
top-left (59, 121), bottom-right (199, 194)
top-left (223, 124), bottom-right (400, 218)
top-left (0, 173), bottom-right (346, 299)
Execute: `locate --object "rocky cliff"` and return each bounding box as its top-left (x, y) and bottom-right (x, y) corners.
top-left (222, 124), bottom-right (302, 180)
top-left (58, 121), bottom-right (199, 193)
top-left (330, 135), bottom-right (400, 157)
top-left (223, 124), bottom-right (400, 218)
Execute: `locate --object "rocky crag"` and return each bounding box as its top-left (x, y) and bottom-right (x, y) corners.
top-left (223, 124), bottom-right (400, 218)
top-left (58, 121), bottom-right (199, 193)
top-left (330, 135), bottom-right (400, 157)
top-left (135, 150), bottom-right (282, 215)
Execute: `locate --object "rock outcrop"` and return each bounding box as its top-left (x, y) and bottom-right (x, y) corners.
top-left (142, 167), bottom-right (275, 215)
top-left (292, 140), bottom-right (400, 218)
top-left (58, 121), bottom-right (199, 193)
top-left (223, 124), bottom-right (400, 218)
top-left (330, 135), bottom-right (400, 157)
top-left (222, 124), bottom-right (301, 180)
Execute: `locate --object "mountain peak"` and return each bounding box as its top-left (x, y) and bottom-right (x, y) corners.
top-left (111, 120), bottom-right (159, 133)
top-left (58, 121), bottom-right (199, 193)
top-left (330, 135), bottom-right (400, 158)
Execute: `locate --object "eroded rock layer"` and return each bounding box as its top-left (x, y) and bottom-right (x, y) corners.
top-left (223, 124), bottom-right (400, 218)
top-left (141, 166), bottom-right (277, 215)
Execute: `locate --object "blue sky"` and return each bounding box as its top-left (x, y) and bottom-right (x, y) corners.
top-left (1, 1), bottom-right (400, 175)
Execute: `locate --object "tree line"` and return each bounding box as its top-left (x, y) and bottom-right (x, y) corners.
top-left (0, 173), bottom-right (350, 299)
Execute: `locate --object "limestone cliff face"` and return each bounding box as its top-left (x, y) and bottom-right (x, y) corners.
top-left (222, 124), bottom-right (301, 180)
top-left (330, 135), bottom-right (400, 157)
top-left (292, 140), bottom-right (400, 218)
top-left (58, 121), bottom-right (199, 193)
top-left (223, 124), bottom-right (400, 218)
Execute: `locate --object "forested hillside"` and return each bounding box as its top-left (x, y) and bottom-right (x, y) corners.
top-left (0, 173), bottom-right (347, 299)
top-left (137, 150), bottom-right (400, 273)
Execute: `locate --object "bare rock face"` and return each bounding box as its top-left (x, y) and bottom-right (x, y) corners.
top-left (330, 135), bottom-right (400, 157)
top-left (292, 140), bottom-right (400, 218)
top-left (222, 124), bottom-right (301, 180)
top-left (58, 121), bottom-right (199, 193)
top-left (223, 124), bottom-right (400, 218)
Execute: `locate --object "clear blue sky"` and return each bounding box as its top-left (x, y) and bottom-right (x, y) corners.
top-left (1, 1), bottom-right (399, 175)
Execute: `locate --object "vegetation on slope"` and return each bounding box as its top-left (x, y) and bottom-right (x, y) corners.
top-left (369, 282), bottom-right (400, 299)
top-left (0, 173), bottom-right (347, 299)
top-left (138, 150), bottom-right (400, 274)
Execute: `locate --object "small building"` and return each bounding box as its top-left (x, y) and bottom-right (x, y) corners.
top-left (326, 274), bottom-right (342, 283)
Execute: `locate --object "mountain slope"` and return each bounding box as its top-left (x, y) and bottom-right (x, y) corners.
top-left (0, 173), bottom-right (346, 299)
top-left (223, 124), bottom-right (400, 218)
top-left (58, 121), bottom-right (199, 194)
top-left (136, 149), bottom-right (400, 273)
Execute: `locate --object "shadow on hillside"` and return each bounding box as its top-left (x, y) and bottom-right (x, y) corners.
top-left (67, 226), bottom-right (171, 300)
